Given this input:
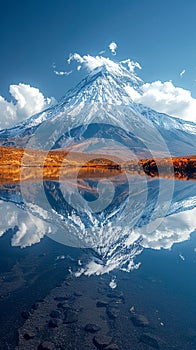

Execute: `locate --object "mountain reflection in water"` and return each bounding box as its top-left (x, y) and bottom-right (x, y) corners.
top-left (0, 146), bottom-right (196, 277)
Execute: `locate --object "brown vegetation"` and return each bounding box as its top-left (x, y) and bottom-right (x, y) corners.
top-left (0, 146), bottom-right (196, 184)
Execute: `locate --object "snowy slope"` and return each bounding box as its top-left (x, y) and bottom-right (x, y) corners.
top-left (0, 63), bottom-right (196, 155)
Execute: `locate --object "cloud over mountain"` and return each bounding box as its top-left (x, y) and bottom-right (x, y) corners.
top-left (0, 83), bottom-right (55, 130)
top-left (109, 41), bottom-right (118, 55)
top-left (65, 49), bottom-right (196, 123)
top-left (1, 44), bottom-right (196, 130)
top-left (133, 80), bottom-right (196, 122)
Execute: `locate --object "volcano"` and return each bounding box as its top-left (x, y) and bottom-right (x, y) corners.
top-left (0, 62), bottom-right (196, 156)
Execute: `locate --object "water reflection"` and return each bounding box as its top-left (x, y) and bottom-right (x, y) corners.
top-left (1, 146), bottom-right (196, 275)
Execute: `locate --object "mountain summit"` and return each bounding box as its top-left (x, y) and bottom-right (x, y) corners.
top-left (61, 62), bottom-right (143, 106)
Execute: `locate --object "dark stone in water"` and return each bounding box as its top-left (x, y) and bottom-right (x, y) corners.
top-left (39, 253), bottom-right (46, 257)
top-left (54, 296), bottom-right (70, 301)
top-left (93, 334), bottom-right (112, 349)
top-left (131, 314), bottom-right (149, 327)
top-left (48, 318), bottom-right (61, 328)
top-left (38, 341), bottom-right (55, 350)
top-left (105, 344), bottom-right (120, 350)
top-left (67, 295), bottom-right (76, 302)
top-left (64, 281), bottom-right (71, 286)
top-left (106, 306), bottom-right (119, 319)
top-left (31, 302), bottom-right (39, 310)
top-left (140, 333), bottom-right (159, 348)
top-left (23, 331), bottom-right (35, 340)
top-left (64, 309), bottom-right (78, 323)
top-left (50, 310), bottom-right (62, 318)
top-left (84, 323), bottom-right (101, 333)
top-left (56, 294), bottom-right (75, 303)
top-left (56, 302), bottom-right (70, 310)
top-left (107, 292), bottom-right (124, 301)
top-left (74, 291), bottom-right (83, 297)
top-left (96, 300), bottom-right (108, 308)
top-left (97, 287), bottom-right (108, 295)
top-left (21, 311), bottom-right (30, 320)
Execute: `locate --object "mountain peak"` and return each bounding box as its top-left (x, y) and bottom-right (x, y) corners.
top-left (86, 58), bottom-right (143, 85)
top-left (62, 59), bottom-right (143, 106)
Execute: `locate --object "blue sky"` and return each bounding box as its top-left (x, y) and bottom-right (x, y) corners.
top-left (1, 0), bottom-right (196, 100)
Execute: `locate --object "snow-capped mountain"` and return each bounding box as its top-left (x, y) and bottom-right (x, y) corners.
top-left (1, 62), bottom-right (196, 155)
top-left (1, 61), bottom-right (196, 274)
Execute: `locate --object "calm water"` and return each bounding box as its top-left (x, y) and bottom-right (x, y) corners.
top-left (0, 177), bottom-right (196, 349)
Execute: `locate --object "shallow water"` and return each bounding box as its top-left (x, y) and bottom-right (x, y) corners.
top-left (0, 231), bottom-right (196, 349)
top-left (1, 174), bottom-right (196, 349)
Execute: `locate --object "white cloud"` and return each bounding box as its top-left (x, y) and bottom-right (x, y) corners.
top-left (132, 80), bottom-right (196, 122)
top-left (0, 83), bottom-right (56, 130)
top-left (109, 41), bottom-right (118, 55)
top-left (121, 59), bottom-right (142, 73)
top-left (180, 69), bottom-right (186, 77)
top-left (75, 258), bottom-right (140, 277)
top-left (109, 277), bottom-right (117, 289)
top-left (67, 53), bottom-right (84, 65)
top-left (66, 49), bottom-right (195, 123)
top-left (179, 254), bottom-right (185, 261)
top-left (99, 50), bottom-right (106, 55)
top-left (0, 201), bottom-right (52, 248)
top-left (137, 207), bottom-right (196, 250)
top-left (54, 69), bottom-right (72, 76)
top-left (53, 62), bottom-right (72, 76)
top-left (68, 53), bottom-right (122, 73)
top-left (124, 85), bottom-right (141, 100)
top-left (67, 53), bottom-right (142, 77)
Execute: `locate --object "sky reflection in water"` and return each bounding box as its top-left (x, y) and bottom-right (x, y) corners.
top-left (0, 163), bottom-right (196, 276)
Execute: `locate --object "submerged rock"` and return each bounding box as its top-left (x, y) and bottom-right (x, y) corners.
top-left (106, 305), bottom-right (119, 319)
top-left (21, 311), bottom-right (30, 320)
top-left (84, 323), bottom-right (101, 333)
top-left (107, 292), bottom-right (124, 300)
top-left (74, 291), bottom-right (83, 297)
top-left (96, 300), bottom-right (108, 308)
top-left (23, 331), bottom-right (35, 340)
top-left (48, 318), bottom-right (62, 328)
top-left (54, 296), bottom-right (70, 301)
top-left (56, 302), bottom-right (70, 310)
top-left (31, 302), bottom-right (39, 310)
top-left (131, 313), bottom-right (149, 327)
top-left (49, 310), bottom-right (62, 318)
top-left (38, 341), bottom-right (55, 350)
top-left (105, 344), bottom-right (120, 350)
top-left (93, 334), bottom-right (112, 349)
top-left (64, 309), bottom-right (78, 323)
top-left (140, 333), bottom-right (159, 348)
